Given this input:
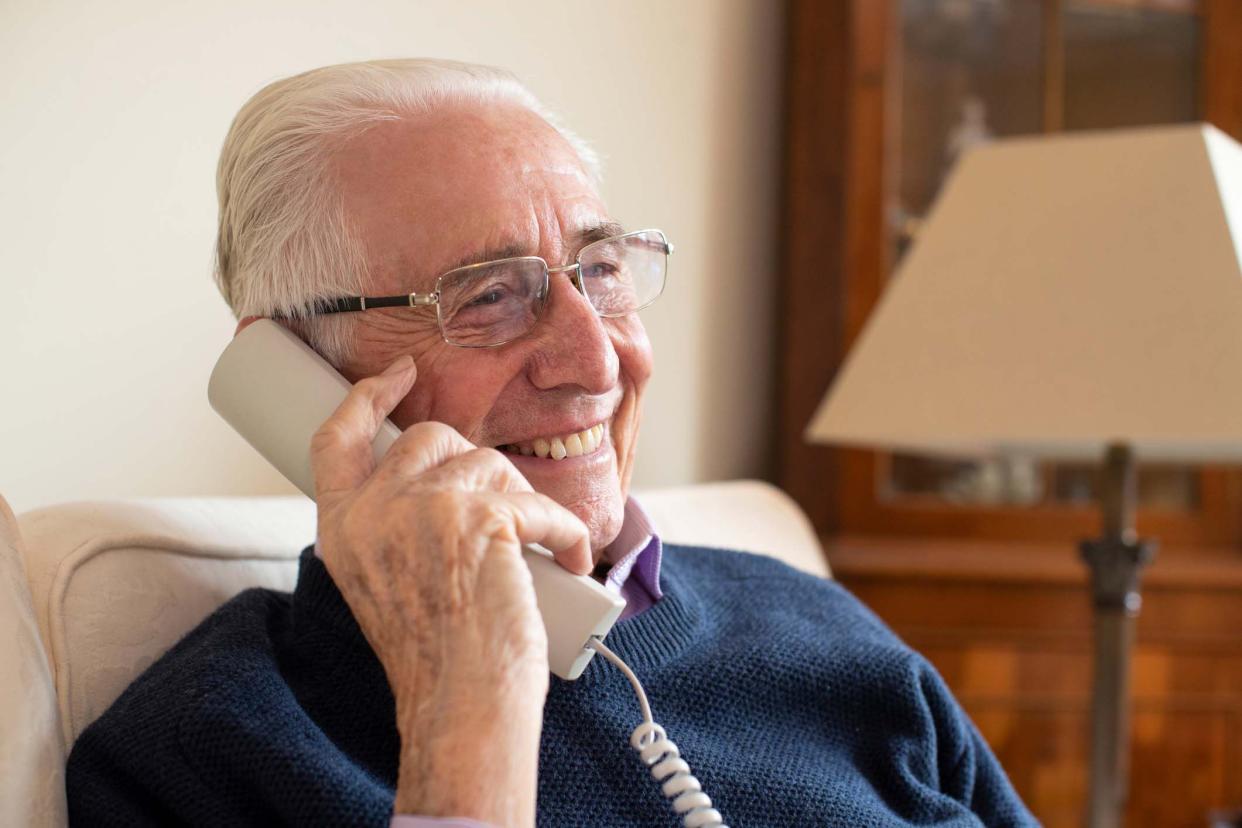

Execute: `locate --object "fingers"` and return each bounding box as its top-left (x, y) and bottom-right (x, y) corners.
top-left (403, 446), bottom-right (533, 496)
top-left (311, 356), bottom-right (417, 503)
top-left (378, 423), bottom-right (535, 496)
top-left (494, 492), bottom-right (593, 575)
top-left (378, 421), bottom-right (481, 481)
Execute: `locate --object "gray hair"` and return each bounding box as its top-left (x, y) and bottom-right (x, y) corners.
top-left (213, 58), bottom-right (601, 363)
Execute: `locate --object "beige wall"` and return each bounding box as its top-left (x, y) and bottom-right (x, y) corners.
top-left (0, 0), bottom-right (783, 513)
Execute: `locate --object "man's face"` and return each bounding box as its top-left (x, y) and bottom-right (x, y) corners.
top-left (330, 103), bottom-right (652, 555)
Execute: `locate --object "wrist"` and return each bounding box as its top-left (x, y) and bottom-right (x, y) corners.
top-left (393, 687), bottom-right (545, 823)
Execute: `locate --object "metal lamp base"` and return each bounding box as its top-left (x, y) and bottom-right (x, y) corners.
top-left (1079, 443), bottom-right (1156, 828)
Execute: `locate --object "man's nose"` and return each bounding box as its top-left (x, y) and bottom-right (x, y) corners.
top-left (526, 271), bottom-right (619, 393)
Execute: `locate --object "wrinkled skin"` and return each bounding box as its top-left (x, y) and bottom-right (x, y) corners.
top-left (285, 102), bottom-right (653, 824)
top-left (331, 105), bottom-right (651, 552)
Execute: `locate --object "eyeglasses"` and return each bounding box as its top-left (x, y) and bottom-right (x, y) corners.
top-left (306, 229), bottom-right (672, 348)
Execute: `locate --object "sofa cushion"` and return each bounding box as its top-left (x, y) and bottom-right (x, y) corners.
top-left (0, 494), bottom-right (68, 826)
top-left (638, 480), bottom-right (828, 579)
top-left (18, 498), bottom-right (310, 745)
top-left (18, 481), bottom-right (825, 746)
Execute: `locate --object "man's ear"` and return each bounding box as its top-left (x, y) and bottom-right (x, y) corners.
top-left (234, 316), bottom-right (263, 336)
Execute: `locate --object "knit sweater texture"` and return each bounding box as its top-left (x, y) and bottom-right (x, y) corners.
top-left (66, 544), bottom-right (1037, 827)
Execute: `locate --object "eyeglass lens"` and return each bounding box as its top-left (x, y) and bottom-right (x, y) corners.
top-left (436, 231), bottom-right (667, 347)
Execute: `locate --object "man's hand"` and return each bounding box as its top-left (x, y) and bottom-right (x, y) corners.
top-left (309, 355), bottom-right (592, 825)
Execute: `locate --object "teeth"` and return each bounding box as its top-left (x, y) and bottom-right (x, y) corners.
top-left (501, 424), bottom-right (608, 461)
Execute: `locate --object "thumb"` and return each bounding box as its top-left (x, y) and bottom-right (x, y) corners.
top-left (311, 356), bottom-right (418, 503)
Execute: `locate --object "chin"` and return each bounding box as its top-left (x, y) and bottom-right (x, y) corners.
top-left (495, 438), bottom-right (629, 557)
top-left (581, 493), bottom-right (626, 555)
top-left (547, 477), bottom-right (626, 557)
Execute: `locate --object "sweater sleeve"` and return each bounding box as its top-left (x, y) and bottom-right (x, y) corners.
top-left (391, 818), bottom-right (496, 827)
top-left (66, 712), bottom-right (197, 827)
top-left (915, 657), bottom-right (1039, 827)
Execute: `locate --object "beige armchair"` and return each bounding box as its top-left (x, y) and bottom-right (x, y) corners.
top-left (1, 480), bottom-right (827, 826)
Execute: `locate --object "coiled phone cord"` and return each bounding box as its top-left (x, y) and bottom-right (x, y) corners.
top-left (588, 638), bottom-right (728, 828)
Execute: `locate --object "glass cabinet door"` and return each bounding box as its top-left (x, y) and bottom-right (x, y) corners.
top-left (883, 0), bottom-right (1206, 512)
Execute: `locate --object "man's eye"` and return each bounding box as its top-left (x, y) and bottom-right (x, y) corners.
top-left (466, 287), bottom-right (506, 306)
top-left (583, 262), bottom-right (621, 279)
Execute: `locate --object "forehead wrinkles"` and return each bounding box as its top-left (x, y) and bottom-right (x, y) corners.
top-left (343, 113), bottom-right (603, 293)
top-left (525, 176), bottom-right (612, 266)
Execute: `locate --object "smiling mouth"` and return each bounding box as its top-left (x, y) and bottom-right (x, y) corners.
top-left (498, 423), bottom-right (606, 460)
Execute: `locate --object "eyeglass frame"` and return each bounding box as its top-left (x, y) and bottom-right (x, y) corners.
top-left (300, 228), bottom-right (673, 349)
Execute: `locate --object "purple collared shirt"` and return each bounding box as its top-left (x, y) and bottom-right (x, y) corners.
top-left (598, 497), bottom-right (664, 620)
top-left (391, 498), bottom-right (662, 828)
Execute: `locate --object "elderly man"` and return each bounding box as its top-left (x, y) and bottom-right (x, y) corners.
top-left (66, 60), bottom-right (1035, 827)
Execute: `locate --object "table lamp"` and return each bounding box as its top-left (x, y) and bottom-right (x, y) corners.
top-left (805, 123), bottom-right (1242, 828)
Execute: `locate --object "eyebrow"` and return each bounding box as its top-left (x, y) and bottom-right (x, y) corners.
top-left (442, 221), bottom-right (628, 274)
top-left (576, 220), bottom-right (627, 249)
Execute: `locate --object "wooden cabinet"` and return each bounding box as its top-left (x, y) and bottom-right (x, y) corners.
top-left (828, 537), bottom-right (1242, 826)
top-left (778, 1), bottom-right (1242, 824)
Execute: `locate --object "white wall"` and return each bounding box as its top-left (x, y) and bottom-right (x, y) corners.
top-left (0, 0), bottom-right (783, 513)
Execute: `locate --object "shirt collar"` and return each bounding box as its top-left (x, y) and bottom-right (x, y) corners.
top-left (600, 497), bottom-right (663, 619)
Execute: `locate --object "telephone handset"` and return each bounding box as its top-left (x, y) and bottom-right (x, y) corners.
top-left (208, 319), bottom-right (625, 681)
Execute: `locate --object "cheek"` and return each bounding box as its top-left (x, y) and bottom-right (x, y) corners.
top-left (610, 319), bottom-right (652, 456)
top-left (364, 338), bottom-right (455, 428)
top-left (389, 351), bottom-right (515, 444)
top-left (388, 383), bottom-right (436, 429)
top-left (613, 318), bottom-right (653, 395)
top-left (390, 372), bottom-right (487, 437)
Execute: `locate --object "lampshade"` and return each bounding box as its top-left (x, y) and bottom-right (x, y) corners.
top-left (805, 123), bottom-right (1242, 462)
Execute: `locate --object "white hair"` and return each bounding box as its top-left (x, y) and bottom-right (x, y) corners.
top-left (214, 58), bottom-right (602, 363)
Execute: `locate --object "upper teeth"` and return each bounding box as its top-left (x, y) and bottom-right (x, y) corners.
top-left (502, 424), bottom-right (605, 460)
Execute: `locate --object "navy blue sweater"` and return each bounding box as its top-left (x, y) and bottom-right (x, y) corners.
top-left (66, 545), bottom-right (1037, 826)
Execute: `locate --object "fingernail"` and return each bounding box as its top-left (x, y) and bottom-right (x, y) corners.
top-left (382, 355), bottom-right (414, 376)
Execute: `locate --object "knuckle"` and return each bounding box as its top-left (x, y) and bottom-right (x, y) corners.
top-left (393, 421), bottom-right (467, 460)
top-left (474, 496), bottom-right (520, 538)
top-left (351, 373), bottom-right (387, 399)
top-left (415, 489), bottom-right (472, 537)
top-left (380, 422), bottom-right (478, 481)
top-left (386, 432), bottom-right (430, 464)
top-left (468, 446), bottom-right (508, 468)
top-left (469, 446), bottom-right (528, 486)
top-left (423, 488), bottom-right (464, 517)
top-left (310, 419), bottom-right (348, 454)
top-left (408, 420), bottom-right (460, 443)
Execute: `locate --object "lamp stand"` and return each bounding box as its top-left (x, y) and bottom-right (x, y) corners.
top-left (1079, 442), bottom-right (1156, 828)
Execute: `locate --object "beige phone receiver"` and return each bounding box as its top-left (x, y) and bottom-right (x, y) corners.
top-left (208, 319), bottom-right (625, 680)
